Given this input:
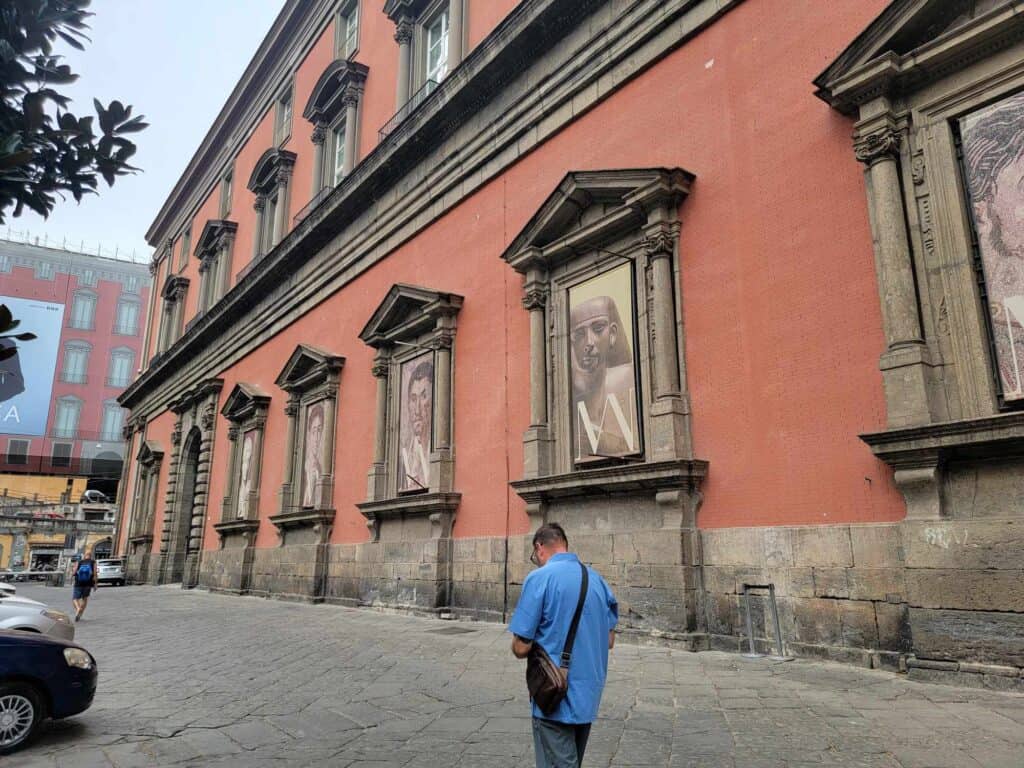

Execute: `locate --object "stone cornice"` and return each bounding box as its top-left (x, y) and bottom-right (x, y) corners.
top-left (194, 219), bottom-right (238, 260)
top-left (303, 59), bottom-right (370, 126)
top-left (511, 459), bottom-right (708, 503)
top-left (121, 0), bottom-right (742, 414)
top-left (247, 149), bottom-right (297, 194)
top-left (359, 284), bottom-right (464, 348)
top-left (356, 491), bottom-right (461, 521)
top-left (860, 412), bottom-right (1024, 468)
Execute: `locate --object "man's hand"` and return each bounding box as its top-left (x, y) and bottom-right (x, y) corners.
top-left (511, 635), bottom-right (533, 659)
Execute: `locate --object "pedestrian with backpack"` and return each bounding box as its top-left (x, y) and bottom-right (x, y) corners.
top-left (510, 523), bottom-right (619, 768)
top-left (72, 547), bottom-right (97, 622)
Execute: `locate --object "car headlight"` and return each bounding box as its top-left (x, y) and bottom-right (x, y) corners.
top-left (42, 609), bottom-right (72, 625)
top-left (63, 648), bottom-right (94, 669)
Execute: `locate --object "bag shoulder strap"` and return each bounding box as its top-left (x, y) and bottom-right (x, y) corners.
top-left (560, 561), bottom-right (589, 668)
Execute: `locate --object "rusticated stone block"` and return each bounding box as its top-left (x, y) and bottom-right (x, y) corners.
top-left (839, 600), bottom-right (878, 648)
top-left (874, 602), bottom-right (911, 653)
top-left (846, 568), bottom-right (905, 602)
top-left (700, 528), bottom-right (763, 566)
top-left (575, 533), bottom-right (614, 565)
top-left (790, 598), bottom-right (842, 646)
top-left (778, 567), bottom-right (815, 598)
top-left (812, 568), bottom-right (849, 598)
top-left (702, 565), bottom-right (737, 595)
top-left (793, 527), bottom-right (853, 567)
top-left (850, 524), bottom-right (902, 567)
top-left (910, 608), bottom-right (1024, 667)
top-left (905, 569), bottom-right (1024, 612)
top-left (903, 520), bottom-right (1024, 570)
top-left (762, 527), bottom-right (794, 567)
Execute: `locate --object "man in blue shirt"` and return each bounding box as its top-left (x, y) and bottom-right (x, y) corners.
top-left (510, 523), bottom-right (619, 768)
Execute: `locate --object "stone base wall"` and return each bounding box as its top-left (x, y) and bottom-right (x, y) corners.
top-left (198, 544), bottom-right (251, 594)
top-left (323, 539), bottom-right (450, 613)
top-left (249, 543), bottom-right (325, 601)
top-left (125, 551), bottom-right (152, 584)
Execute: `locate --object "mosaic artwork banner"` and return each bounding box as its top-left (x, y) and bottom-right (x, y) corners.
top-left (398, 351), bottom-right (433, 492)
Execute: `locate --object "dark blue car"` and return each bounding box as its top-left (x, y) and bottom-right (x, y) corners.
top-left (0, 629), bottom-right (97, 754)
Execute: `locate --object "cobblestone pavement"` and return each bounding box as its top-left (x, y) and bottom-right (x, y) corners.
top-left (10, 584), bottom-right (1024, 768)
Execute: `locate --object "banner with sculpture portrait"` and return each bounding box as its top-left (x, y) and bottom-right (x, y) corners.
top-left (960, 90), bottom-right (1024, 402)
top-left (398, 352), bottom-right (433, 492)
top-left (300, 402), bottom-right (325, 508)
top-left (0, 295), bottom-right (64, 436)
top-left (237, 430), bottom-right (256, 518)
top-left (568, 262), bottom-right (641, 463)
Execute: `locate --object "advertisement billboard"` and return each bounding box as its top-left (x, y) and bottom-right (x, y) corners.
top-left (0, 295), bottom-right (64, 436)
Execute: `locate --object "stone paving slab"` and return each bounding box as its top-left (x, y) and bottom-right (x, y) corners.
top-left (10, 584), bottom-right (1024, 767)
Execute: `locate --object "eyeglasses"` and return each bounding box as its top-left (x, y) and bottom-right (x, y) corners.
top-left (530, 545), bottom-right (541, 566)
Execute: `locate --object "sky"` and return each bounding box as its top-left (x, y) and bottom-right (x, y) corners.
top-left (8, 0), bottom-right (285, 264)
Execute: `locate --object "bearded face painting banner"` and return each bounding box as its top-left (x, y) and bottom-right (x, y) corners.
top-left (398, 352), bottom-right (433, 492)
top-left (568, 263), bottom-right (641, 463)
top-left (0, 296), bottom-right (64, 436)
top-left (961, 90), bottom-right (1024, 402)
top-left (301, 402), bottom-right (325, 508)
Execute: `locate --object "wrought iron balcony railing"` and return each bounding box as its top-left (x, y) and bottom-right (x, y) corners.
top-left (379, 79), bottom-right (439, 141)
top-left (59, 372), bottom-right (87, 384)
top-left (293, 185), bottom-right (334, 227)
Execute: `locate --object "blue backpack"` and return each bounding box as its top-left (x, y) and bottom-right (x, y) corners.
top-left (75, 560), bottom-right (93, 585)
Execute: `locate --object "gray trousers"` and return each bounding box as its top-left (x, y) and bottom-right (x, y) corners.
top-left (532, 717), bottom-right (592, 768)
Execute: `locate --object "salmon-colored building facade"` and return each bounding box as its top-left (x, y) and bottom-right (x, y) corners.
top-left (118, 0), bottom-right (1024, 684)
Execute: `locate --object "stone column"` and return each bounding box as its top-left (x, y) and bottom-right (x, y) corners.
top-left (645, 225), bottom-right (682, 398)
top-left (310, 124), bottom-right (326, 196)
top-left (272, 168), bottom-right (291, 247)
top-left (319, 391), bottom-right (337, 509)
top-left (141, 258), bottom-right (160, 366)
top-left (197, 262), bottom-right (210, 313)
top-left (522, 268), bottom-right (552, 478)
top-left (342, 91), bottom-right (359, 176)
top-left (252, 196), bottom-right (266, 259)
top-left (190, 404), bottom-right (216, 555)
top-left (223, 425), bottom-right (241, 521)
top-left (447, 0), bottom-right (465, 74)
top-left (434, 336), bottom-right (453, 451)
top-left (368, 354), bottom-right (389, 500)
top-left (144, 467), bottom-right (159, 535)
top-left (247, 423), bottom-right (265, 520)
top-left (160, 421), bottom-right (183, 554)
top-left (394, 19), bottom-right (413, 108)
top-left (854, 120), bottom-right (933, 429)
top-left (279, 397), bottom-right (300, 512)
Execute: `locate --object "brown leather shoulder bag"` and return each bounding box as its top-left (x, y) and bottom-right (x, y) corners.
top-left (525, 561), bottom-right (589, 716)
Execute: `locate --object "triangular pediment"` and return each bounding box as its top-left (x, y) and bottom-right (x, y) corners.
top-left (500, 168), bottom-right (693, 275)
top-left (816, 0), bottom-right (1021, 114)
top-left (275, 344), bottom-right (344, 391)
top-left (359, 284), bottom-right (463, 348)
top-left (221, 382), bottom-right (271, 419)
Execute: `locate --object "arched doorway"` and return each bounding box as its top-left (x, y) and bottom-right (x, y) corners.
top-left (89, 451), bottom-right (123, 499)
top-left (168, 428), bottom-right (201, 583)
top-left (92, 538), bottom-right (112, 559)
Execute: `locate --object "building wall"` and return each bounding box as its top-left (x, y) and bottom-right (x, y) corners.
top-left (121, 0), bottom-right (1024, 684)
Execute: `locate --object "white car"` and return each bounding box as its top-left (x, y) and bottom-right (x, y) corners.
top-left (0, 583), bottom-right (15, 597)
top-left (96, 559), bottom-right (125, 587)
top-left (0, 594), bottom-right (74, 641)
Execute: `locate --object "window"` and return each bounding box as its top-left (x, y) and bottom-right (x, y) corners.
top-left (178, 225), bottom-right (192, 270)
top-left (125, 275), bottom-right (139, 294)
top-left (51, 443), bottom-right (72, 468)
top-left (107, 348), bottom-right (134, 387)
top-left (6, 439), bottom-right (29, 465)
top-left (0, 254), bottom-right (10, 272)
top-left (114, 299), bottom-right (140, 335)
top-left (69, 291), bottom-right (96, 330)
top-left (100, 401), bottom-right (124, 442)
top-left (425, 7), bottom-right (449, 85)
top-left (337, 2), bottom-right (360, 58)
top-left (81, 268), bottom-right (96, 287)
top-left (275, 87), bottom-right (293, 146)
top-left (61, 342), bottom-right (90, 384)
top-left (220, 169), bottom-right (234, 217)
top-left (332, 125), bottom-right (347, 186)
top-left (36, 261), bottom-right (54, 279)
top-left (54, 397), bottom-right (82, 439)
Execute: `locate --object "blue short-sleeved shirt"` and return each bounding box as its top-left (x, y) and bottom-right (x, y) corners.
top-left (509, 553), bottom-right (618, 724)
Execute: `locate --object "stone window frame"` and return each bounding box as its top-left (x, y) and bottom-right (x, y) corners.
top-left (384, 0), bottom-right (465, 110)
top-left (50, 441), bottom-right (72, 468)
top-left (53, 395), bottom-right (82, 439)
top-left (815, 0), bottom-right (1024, 519)
top-left (270, 345), bottom-right (345, 543)
top-left (177, 224), bottom-right (192, 271)
top-left (157, 274), bottom-right (190, 353)
top-left (35, 261), bottom-right (54, 280)
top-left (107, 346), bottom-right (135, 387)
top-left (113, 296), bottom-right (140, 335)
top-left (69, 289), bottom-right (97, 330)
top-left (500, 168), bottom-right (707, 528)
top-left (303, 59), bottom-right (369, 197)
top-left (335, 0), bottom-right (361, 60)
top-left (193, 219), bottom-right (238, 313)
top-left (273, 83), bottom-right (294, 147)
top-left (214, 383), bottom-right (271, 546)
top-left (99, 400), bottom-right (124, 442)
top-left (247, 148), bottom-right (297, 261)
top-left (5, 438), bottom-right (29, 465)
top-left (219, 165), bottom-right (234, 218)
top-left (128, 439), bottom-right (164, 548)
top-left (357, 283), bottom-right (463, 542)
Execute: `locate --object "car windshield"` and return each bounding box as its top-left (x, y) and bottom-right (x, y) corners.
top-left (98, 560), bottom-right (123, 566)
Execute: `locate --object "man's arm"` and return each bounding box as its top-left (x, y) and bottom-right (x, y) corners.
top-left (511, 634), bottom-right (533, 658)
top-left (609, 630), bottom-right (615, 649)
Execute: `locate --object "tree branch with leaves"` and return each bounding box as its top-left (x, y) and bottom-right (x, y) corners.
top-left (0, 0), bottom-right (148, 223)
